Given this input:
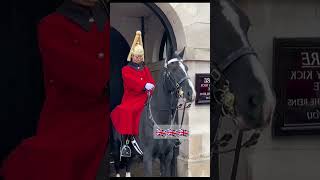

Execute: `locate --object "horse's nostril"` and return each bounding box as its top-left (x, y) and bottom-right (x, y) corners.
top-left (187, 90), bottom-right (194, 100)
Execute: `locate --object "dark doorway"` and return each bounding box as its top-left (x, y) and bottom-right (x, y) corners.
top-left (107, 26), bottom-right (130, 178)
top-left (1, 0), bottom-right (64, 168)
top-left (109, 27), bottom-right (130, 111)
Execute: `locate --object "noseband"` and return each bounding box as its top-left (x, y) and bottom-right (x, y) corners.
top-left (217, 47), bottom-right (257, 71)
top-left (212, 47), bottom-right (257, 117)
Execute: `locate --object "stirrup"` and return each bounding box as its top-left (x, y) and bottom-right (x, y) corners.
top-left (131, 136), bottom-right (143, 155)
top-left (120, 139), bottom-right (131, 160)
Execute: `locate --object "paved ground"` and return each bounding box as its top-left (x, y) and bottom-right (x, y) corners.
top-left (109, 154), bottom-right (161, 177)
top-left (96, 144), bottom-right (179, 178)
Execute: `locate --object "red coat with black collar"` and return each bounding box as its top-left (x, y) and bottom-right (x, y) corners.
top-left (111, 63), bottom-right (155, 135)
top-left (1, 6), bottom-right (110, 180)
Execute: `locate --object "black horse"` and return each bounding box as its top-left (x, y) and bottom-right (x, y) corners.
top-left (110, 48), bottom-right (195, 177)
top-left (211, 0), bottom-right (276, 179)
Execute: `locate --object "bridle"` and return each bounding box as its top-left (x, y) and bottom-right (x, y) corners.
top-left (212, 47), bottom-right (258, 122)
top-left (215, 47), bottom-right (258, 72)
top-left (211, 46), bottom-right (261, 180)
top-left (164, 59), bottom-right (192, 129)
top-left (211, 46), bottom-right (259, 146)
top-left (146, 58), bottom-right (192, 146)
top-left (165, 58), bottom-right (191, 100)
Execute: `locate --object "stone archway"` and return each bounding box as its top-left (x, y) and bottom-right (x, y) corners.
top-left (153, 3), bottom-right (187, 52)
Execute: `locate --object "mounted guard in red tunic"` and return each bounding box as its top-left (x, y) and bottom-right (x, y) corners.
top-left (111, 31), bottom-right (155, 161)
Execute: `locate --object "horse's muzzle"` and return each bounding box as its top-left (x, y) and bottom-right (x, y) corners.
top-left (184, 89), bottom-right (195, 102)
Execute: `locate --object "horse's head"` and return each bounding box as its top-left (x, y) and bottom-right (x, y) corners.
top-left (162, 48), bottom-right (196, 105)
top-left (213, 0), bottom-right (276, 130)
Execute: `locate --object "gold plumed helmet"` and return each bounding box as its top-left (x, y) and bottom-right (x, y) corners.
top-left (127, 31), bottom-right (144, 61)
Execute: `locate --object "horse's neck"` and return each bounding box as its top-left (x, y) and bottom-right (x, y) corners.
top-left (150, 76), bottom-right (170, 108)
top-left (149, 73), bottom-right (177, 124)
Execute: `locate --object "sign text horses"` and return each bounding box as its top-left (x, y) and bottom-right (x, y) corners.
top-left (195, 73), bottom-right (210, 104)
top-left (274, 38), bottom-right (320, 135)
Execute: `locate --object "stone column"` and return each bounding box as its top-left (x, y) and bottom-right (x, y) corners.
top-left (170, 3), bottom-right (211, 177)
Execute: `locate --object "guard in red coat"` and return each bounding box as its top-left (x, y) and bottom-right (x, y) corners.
top-left (111, 31), bottom-right (155, 155)
top-left (1, 0), bottom-right (110, 180)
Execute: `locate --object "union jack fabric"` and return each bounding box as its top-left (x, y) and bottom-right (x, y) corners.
top-left (177, 128), bottom-right (189, 137)
top-left (167, 129), bottom-right (174, 136)
top-left (156, 128), bottom-right (166, 136)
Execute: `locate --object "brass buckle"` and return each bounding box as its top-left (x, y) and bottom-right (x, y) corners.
top-left (211, 68), bottom-right (221, 82)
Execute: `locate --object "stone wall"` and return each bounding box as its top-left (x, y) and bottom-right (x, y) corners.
top-left (164, 3), bottom-right (211, 177)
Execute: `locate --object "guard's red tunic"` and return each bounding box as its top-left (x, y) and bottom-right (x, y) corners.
top-left (1, 11), bottom-right (110, 180)
top-left (111, 64), bottom-right (155, 135)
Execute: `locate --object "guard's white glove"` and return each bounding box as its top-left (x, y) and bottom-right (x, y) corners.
top-left (145, 83), bottom-right (155, 90)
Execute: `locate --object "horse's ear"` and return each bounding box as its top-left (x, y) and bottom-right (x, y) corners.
top-left (178, 47), bottom-right (185, 59)
top-left (164, 58), bottom-right (168, 68)
top-left (173, 47), bottom-right (185, 59)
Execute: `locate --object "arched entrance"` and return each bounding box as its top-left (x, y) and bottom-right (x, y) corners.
top-left (110, 3), bottom-right (184, 81)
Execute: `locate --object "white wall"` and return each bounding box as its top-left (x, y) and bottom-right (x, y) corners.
top-left (169, 3), bottom-right (211, 177)
top-left (237, 0), bottom-right (320, 179)
top-left (171, 3), bottom-right (210, 61)
top-left (144, 14), bottom-right (165, 63)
